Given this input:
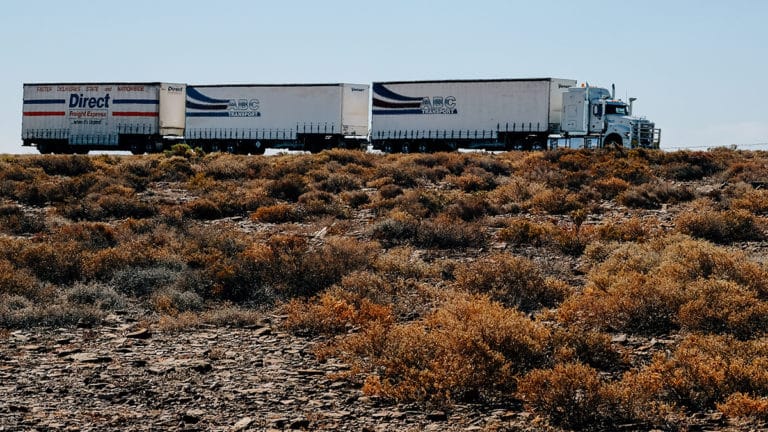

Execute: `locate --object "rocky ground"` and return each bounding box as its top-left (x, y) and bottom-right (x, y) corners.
top-left (2, 312), bottom-right (758, 431)
top-left (1, 312), bottom-right (549, 432)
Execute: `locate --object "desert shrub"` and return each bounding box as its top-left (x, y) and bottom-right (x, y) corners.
top-left (0, 259), bottom-right (40, 298)
top-left (592, 176), bottom-right (631, 200)
top-left (393, 189), bottom-right (449, 219)
top-left (373, 246), bottom-right (437, 280)
top-left (0, 204), bottom-right (46, 234)
top-left (369, 211), bottom-right (419, 246)
top-left (617, 181), bottom-right (695, 209)
top-left (267, 174), bottom-right (308, 201)
top-left (677, 279), bottom-right (768, 339)
top-left (202, 154), bottom-right (249, 180)
top-left (728, 187), bottom-right (768, 215)
top-left (528, 187), bottom-right (582, 214)
top-left (446, 172), bottom-right (495, 192)
top-left (66, 282), bottom-right (126, 310)
top-left (550, 225), bottom-right (594, 256)
top-left (183, 198), bottom-right (222, 220)
top-left (676, 208), bottom-right (765, 243)
top-left (18, 241), bottom-right (83, 285)
top-left (251, 203), bottom-right (299, 223)
top-left (31, 155), bottom-right (95, 176)
top-left (640, 335), bottom-right (768, 411)
top-left (323, 293), bottom-right (550, 403)
top-left (595, 216), bottom-right (653, 243)
top-left (496, 218), bottom-right (555, 246)
top-left (110, 263), bottom-right (182, 297)
top-left (551, 327), bottom-right (625, 371)
top-left (52, 222), bottom-right (117, 250)
top-left (298, 190), bottom-right (347, 218)
top-left (559, 235), bottom-right (768, 335)
top-left (283, 290), bottom-right (393, 336)
top-left (443, 194), bottom-right (493, 221)
top-left (151, 288), bottom-right (204, 314)
top-left (722, 159), bottom-right (768, 183)
top-left (718, 393), bottom-right (768, 421)
top-left (0, 297), bottom-right (104, 329)
top-left (453, 253), bottom-right (568, 311)
top-left (378, 183), bottom-right (403, 200)
top-left (340, 190), bottom-right (370, 208)
top-left (518, 363), bottom-right (605, 429)
top-left (156, 156), bottom-right (195, 181)
top-left (316, 172), bottom-right (362, 193)
top-left (414, 216), bottom-right (486, 249)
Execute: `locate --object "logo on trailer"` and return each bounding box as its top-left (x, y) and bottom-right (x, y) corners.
top-left (186, 87), bottom-right (262, 118)
top-left (372, 83), bottom-right (458, 115)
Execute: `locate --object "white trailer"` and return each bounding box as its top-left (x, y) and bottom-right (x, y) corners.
top-left (370, 78), bottom-right (576, 152)
top-left (22, 83), bottom-right (186, 154)
top-left (185, 83), bottom-right (369, 153)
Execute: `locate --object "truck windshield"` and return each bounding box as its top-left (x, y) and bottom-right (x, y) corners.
top-left (605, 104), bottom-right (628, 115)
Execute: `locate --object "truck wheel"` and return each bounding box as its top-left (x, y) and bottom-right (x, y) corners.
top-left (225, 143), bottom-right (237, 154)
top-left (382, 142), bottom-right (397, 154)
top-left (252, 141), bottom-right (265, 155)
top-left (130, 143), bottom-right (144, 155)
top-left (37, 142), bottom-right (52, 154)
top-left (604, 134), bottom-right (623, 148)
top-left (401, 142), bottom-right (412, 154)
top-left (417, 142), bottom-right (430, 153)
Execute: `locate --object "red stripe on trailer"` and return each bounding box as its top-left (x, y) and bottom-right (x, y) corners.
top-left (112, 111), bottom-right (159, 117)
top-left (23, 111), bottom-right (65, 116)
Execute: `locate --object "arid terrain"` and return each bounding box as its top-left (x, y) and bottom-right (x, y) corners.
top-left (2, 147), bottom-right (768, 431)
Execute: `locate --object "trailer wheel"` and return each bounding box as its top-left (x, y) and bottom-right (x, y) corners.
top-left (130, 143), bottom-right (144, 155)
top-left (401, 142), bottom-right (412, 154)
top-left (417, 142), bottom-right (430, 153)
top-left (252, 141), bottom-right (265, 155)
top-left (225, 143), bottom-right (237, 154)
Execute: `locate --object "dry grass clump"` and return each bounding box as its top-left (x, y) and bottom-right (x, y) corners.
top-left (617, 181), bottom-right (694, 209)
top-left (496, 218), bottom-right (555, 247)
top-left (0, 204), bottom-right (46, 234)
top-left (676, 208), bottom-right (765, 243)
top-left (453, 253), bottom-right (568, 311)
top-left (321, 292), bottom-right (550, 403)
top-left (718, 393), bottom-right (768, 421)
top-left (414, 215), bottom-right (486, 249)
top-left (282, 290), bottom-right (393, 336)
top-left (251, 203), bottom-right (299, 223)
top-left (559, 235), bottom-right (768, 336)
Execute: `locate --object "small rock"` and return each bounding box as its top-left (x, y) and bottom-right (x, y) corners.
top-left (290, 418), bottom-right (310, 429)
top-left (427, 410), bottom-right (448, 421)
top-left (254, 327), bottom-right (272, 337)
top-left (183, 408), bottom-right (205, 423)
top-left (70, 353), bottom-right (112, 363)
top-left (611, 334), bottom-right (628, 343)
top-left (231, 417), bottom-right (253, 431)
top-left (126, 328), bottom-right (151, 339)
top-left (189, 360), bottom-right (213, 373)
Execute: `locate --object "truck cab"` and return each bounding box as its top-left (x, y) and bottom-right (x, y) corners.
top-left (557, 85), bottom-right (660, 149)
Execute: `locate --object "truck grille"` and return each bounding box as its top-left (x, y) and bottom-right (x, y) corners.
top-left (632, 121), bottom-right (658, 148)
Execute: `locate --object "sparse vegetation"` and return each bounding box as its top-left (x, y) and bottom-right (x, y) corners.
top-left (3, 149), bottom-right (768, 430)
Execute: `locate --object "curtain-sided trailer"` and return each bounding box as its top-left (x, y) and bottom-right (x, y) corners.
top-left (185, 83), bottom-right (369, 154)
top-left (370, 78), bottom-right (577, 153)
top-left (22, 83), bottom-right (186, 154)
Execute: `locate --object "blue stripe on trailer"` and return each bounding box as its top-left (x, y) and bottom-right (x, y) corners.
top-left (186, 112), bottom-right (230, 117)
top-left (23, 99), bottom-right (65, 105)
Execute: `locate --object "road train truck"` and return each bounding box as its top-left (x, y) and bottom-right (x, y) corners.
top-left (370, 78), bottom-right (660, 152)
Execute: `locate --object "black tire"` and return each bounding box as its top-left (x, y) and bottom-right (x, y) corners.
top-left (417, 142), bottom-right (430, 153)
top-left (252, 141), bottom-right (265, 155)
top-left (401, 142), bottom-right (412, 154)
top-left (37, 142), bottom-right (52, 155)
top-left (130, 143), bottom-right (144, 155)
top-left (604, 134), bottom-right (623, 148)
top-left (382, 142), bottom-right (398, 154)
top-left (225, 143), bottom-right (237, 154)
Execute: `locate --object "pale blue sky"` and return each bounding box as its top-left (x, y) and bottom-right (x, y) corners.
top-left (2, 0), bottom-right (766, 153)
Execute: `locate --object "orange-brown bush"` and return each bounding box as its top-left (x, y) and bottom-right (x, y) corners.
top-left (414, 215), bottom-right (486, 249)
top-left (283, 290), bottom-right (393, 336)
top-left (518, 363), bottom-right (605, 429)
top-left (251, 203), bottom-right (299, 223)
top-left (453, 253), bottom-right (568, 311)
top-left (322, 293), bottom-right (550, 403)
top-left (496, 218), bottom-right (555, 246)
top-left (617, 181), bottom-right (694, 209)
top-left (676, 208), bottom-right (765, 243)
top-left (559, 235), bottom-right (768, 336)
top-left (718, 393), bottom-right (768, 421)
top-left (0, 204), bottom-right (46, 234)
top-left (638, 335), bottom-right (768, 411)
